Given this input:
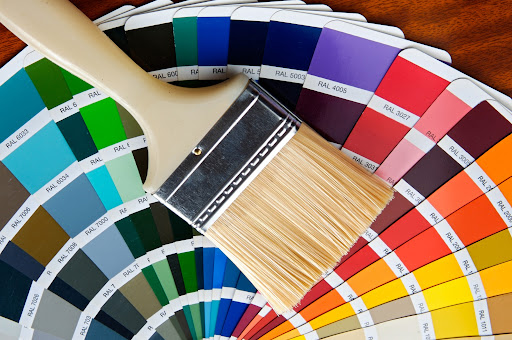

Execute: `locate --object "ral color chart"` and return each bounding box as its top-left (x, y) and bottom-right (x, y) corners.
top-left (2, 1), bottom-right (512, 340)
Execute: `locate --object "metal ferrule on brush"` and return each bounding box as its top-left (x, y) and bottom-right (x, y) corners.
top-left (154, 80), bottom-right (301, 233)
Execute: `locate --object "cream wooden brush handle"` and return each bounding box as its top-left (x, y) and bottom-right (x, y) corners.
top-left (0, 0), bottom-right (250, 193)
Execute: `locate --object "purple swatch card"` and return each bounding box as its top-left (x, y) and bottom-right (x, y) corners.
top-left (295, 20), bottom-right (451, 146)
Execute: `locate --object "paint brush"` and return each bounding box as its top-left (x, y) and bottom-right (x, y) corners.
top-left (0, 0), bottom-right (393, 314)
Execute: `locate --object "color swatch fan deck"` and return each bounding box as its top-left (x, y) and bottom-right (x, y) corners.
top-left (1, 1), bottom-right (512, 340)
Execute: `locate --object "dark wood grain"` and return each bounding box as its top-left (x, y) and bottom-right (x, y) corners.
top-left (1, 0), bottom-right (511, 95)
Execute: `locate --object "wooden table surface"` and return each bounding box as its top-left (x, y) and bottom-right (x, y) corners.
top-left (1, 0), bottom-right (511, 96)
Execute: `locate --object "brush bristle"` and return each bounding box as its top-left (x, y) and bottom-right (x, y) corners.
top-left (205, 124), bottom-right (394, 314)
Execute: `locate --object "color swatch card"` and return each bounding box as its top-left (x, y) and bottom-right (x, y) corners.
top-left (199, 5), bottom-right (270, 81)
top-left (202, 236), bottom-right (215, 337)
top-left (294, 23), bottom-right (451, 147)
top-left (196, 2), bottom-right (309, 81)
top-left (213, 261), bottom-right (240, 338)
top-left (210, 257), bottom-right (240, 338)
top-left (231, 292), bottom-right (267, 339)
top-left (167, 214), bottom-right (202, 340)
top-left (227, 7), bottom-right (288, 81)
top-left (205, 244), bottom-right (227, 337)
top-left (173, 6), bottom-right (204, 82)
top-left (341, 48), bottom-right (512, 174)
top-left (375, 78), bottom-right (494, 185)
top-left (258, 11), bottom-right (406, 111)
top-left (98, 0), bottom-right (176, 55)
top-left (218, 273), bottom-right (257, 338)
top-left (124, 0), bottom-right (255, 83)
top-left (125, 8), bottom-right (182, 83)
top-left (191, 229), bottom-right (205, 338)
top-left (226, 5), bottom-right (359, 80)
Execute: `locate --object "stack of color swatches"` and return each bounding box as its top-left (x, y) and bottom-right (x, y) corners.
top-left (1, 0), bottom-right (512, 339)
